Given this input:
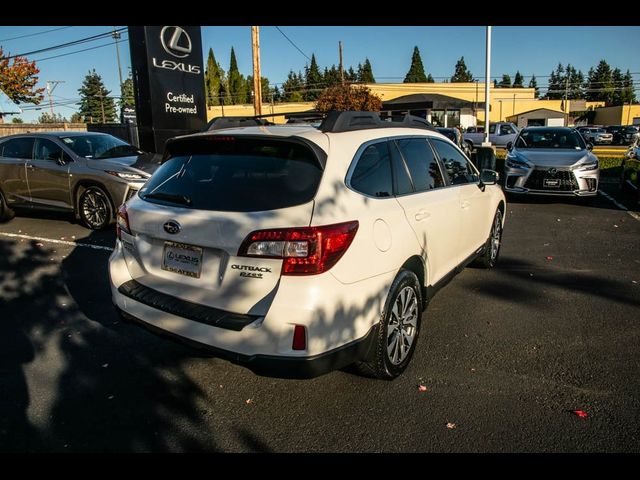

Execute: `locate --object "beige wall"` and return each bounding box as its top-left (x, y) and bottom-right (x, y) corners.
top-left (0, 123), bottom-right (87, 137)
top-left (207, 102), bottom-right (316, 124)
top-left (593, 105), bottom-right (640, 126)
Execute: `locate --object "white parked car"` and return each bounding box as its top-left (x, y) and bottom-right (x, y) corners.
top-left (109, 112), bottom-right (506, 379)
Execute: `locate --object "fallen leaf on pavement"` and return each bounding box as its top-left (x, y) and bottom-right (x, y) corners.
top-left (546, 256), bottom-right (553, 261)
top-left (446, 422), bottom-right (456, 429)
top-left (572, 410), bottom-right (588, 418)
top-left (614, 225), bottom-right (619, 228)
top-left (418, 385), bottom-right (428, 392)
top-left (107, 395), bottom-right (115, 400)
top-left (35, 242), bottom-right (44, 247)
top-left (245, 399), bottom-right (253, 405)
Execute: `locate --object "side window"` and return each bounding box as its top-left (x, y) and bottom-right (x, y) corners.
top-left (350, 142), bottom-right (393, 198)
top-left (489, 124), bottom-right (497, 134)
top-left (395, 137), bottom-right (444, 192)
top-left (501, 125), bottom-right (515, 135)
top-left (34, 138), bottom-right (63, 161)
top-left (430, 138), bottom-right (479, 185)
top-left (2, 137), bottom-right (34, 159)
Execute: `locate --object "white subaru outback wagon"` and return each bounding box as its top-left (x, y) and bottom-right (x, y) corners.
top-left (109, 111), bottom-right (506, 379)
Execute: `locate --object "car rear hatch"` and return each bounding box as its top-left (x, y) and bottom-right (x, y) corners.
top-left (119, 134), bottom-right (326, 316)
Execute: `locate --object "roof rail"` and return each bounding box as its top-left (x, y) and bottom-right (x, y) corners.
top-left (319, 111), bottom-right (436, 133)
top-left (204, 116), bottom-right (274, 131)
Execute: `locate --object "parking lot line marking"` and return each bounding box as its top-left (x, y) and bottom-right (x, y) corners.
top-left (598, 190), bottom-right (640, 222)
top-left (0, 231), bottom-right (114, 251)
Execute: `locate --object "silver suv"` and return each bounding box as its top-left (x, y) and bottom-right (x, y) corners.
top-left (0, 132), bottom-right (161, 229)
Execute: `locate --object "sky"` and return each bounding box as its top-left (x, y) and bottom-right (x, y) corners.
top-left (1, 25), bottom-right (639, 122)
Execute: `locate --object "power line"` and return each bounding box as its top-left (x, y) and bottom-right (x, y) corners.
top-left (1, 28), bottom-right (126, 60)
top-left (274, 26), bottom-right (311, 62)
top-left (32, 37), bottom-right (128, 62)
top-left (0, 26), bottom-right (73, 43)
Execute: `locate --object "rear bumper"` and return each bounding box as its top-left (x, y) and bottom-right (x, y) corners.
top-left (116, 306), bottom-right (377, 379)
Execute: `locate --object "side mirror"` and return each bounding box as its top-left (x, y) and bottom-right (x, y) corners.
top-left (586, 142), bottom-right (593, 151)
top-left (506, 141), bottom-right (513, 151)
top-left (480, 169), bottom-right (499, 185)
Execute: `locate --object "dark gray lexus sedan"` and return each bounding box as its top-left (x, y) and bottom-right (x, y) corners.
top-left (0, 132), bottom-right (161, 229)
top-left (503, 127), bottom-right (599, 198)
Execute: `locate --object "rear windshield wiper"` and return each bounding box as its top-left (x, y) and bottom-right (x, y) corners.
top-left (143, 192), bottom-right (192, 206)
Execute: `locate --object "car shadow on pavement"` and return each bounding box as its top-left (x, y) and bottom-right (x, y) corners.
top-left (0, 230), bottom-right (221, 451)
top-left (504, 190), bottom-right (620, 212)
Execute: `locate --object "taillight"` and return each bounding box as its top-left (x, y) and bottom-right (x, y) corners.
top-left (238, 221), bottom-right (359, 275)
top-left (116, 204), bottom-right (131, 239)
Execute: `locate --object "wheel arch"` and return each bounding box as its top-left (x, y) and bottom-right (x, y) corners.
top-left (400, 255), bottom-right (427, 307)
top-left (73, 180), bottom-right (116, 221)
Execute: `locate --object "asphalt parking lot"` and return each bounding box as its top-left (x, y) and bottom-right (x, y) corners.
top-left (0, 188), bottom-right (639, 453)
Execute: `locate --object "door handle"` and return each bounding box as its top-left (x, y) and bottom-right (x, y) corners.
top-left (461, 200), bottom-right (471, 209)
top-left (414, 210), bottom-right (431, 221)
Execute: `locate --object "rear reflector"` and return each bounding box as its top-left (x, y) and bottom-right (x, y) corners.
top-left (292, 325), bottom-right (307, 350)
top-left (238, 221), bottom-right (359, 275)
top-left (116, 204), bottom-right (131, 239)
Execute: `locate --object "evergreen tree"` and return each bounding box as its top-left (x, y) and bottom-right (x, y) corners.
top-left (358, 58), bottom-right (375, 83)
top-left (119, 74), bottom-right (135, 119)
top-left (529, 75), bottom-right (539, 98)
top-left (451, 56), bottom-right (473, 82)
top-left (498, 74), bottom-right (511, 88)
top-left (346, 66), bottom-right (357, 82)
top-left (622, 70), bottom-right (637, 104)
top-left (78, 69), bottom-right (116, 123)
top-left (70, 112), bottom-right (83, 123)
top-left (426, 73), bottom-right (434, 83)
top-left (512, 71), bottom-right (524, 88)
top-left (304, 54), bottom-right (323, 101)
top-left (282, 70), bottom-right (305, 102)
top-left (204, 47), bottom-right (225, 106)
top-left (565, 64), bottom-right (584, 100)
top-left (403, 46), bottom-right (428, 83)
top-left (585, 60), bottom-right (614, 105)
top-left (545, 63), bottom-right (565, 99)
top-left (272, 85), bottom-right (282, 103)
top-left (323, 65), bottom-right (342, 87)
top-left (246, 75), bottom-right (271, 103)
top-left (227, 47), bottom-right (246, 105)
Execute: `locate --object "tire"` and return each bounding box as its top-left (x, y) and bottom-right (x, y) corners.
top-left (474, 209), bottom-right (503, 269)
top-left (0, 189), bottom-right (15, 222)
top-left (78, 186), bottom-right (112, 230)
top-left (358, 270), bottom-right (423, 380)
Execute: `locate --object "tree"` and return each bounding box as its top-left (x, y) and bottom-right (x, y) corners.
top-left (545, 63), bottom-right (565, 99)
top-left (304, 54), bottom-right (323, 101)
top-left (621, 69), bottom-right (637, 104)
top-left (78, 69), bottom-right (116, 123)
top-left (403, 46), bottom-right (428, 83)
top-left (451, 56), bottom-right (473, 82)
top-left (38, 112), bottom-right (67, 123)
top-left (70, 112), bottom-right (84, 123)
top-left (227, 47), bottom-right (247, 105)
top-left (11, 117), bottom-right (23, 123)
top-left (585, 60), bottom-right (615, 105)
top-left (346, 66), bottom-right (357, 82)
top-left (246, 75), bottom-right (271, 103)
top-left (204, 47), bottom-right (225, 106)
top-left (282, 70), bottom-right (305, 102)
top-left (512, 71), bottom-right (524, 88)
top-left (529, 75), bottom-right (539, 98)
top-left (497, 74), bottom-right (511, 88)
top-left (315, 84), bottom-right (382, 112)
top-left (358, 58), bottom-right (375, 83)
top-left (272, 85), bottom-right (282, 103)
top-left (0, 47), bottom-right (45, 104)
top-left (323, 65), bottom-right (342, 88)
top-left (119, 74), bottom-right (135, 119)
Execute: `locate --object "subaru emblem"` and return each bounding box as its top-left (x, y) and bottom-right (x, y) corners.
top-left (163, 220), bottom-right (181, 234)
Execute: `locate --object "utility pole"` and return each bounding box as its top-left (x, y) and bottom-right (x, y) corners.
top-left (483, 26), bottom-right (492, 145)
top-left (512, 93), bottom-right (516, 117)
top-left (339, 41), bottom-right (344, 85)
top-left (112, 27), bottom-right (124, 90)
top-left (251, 26), bottom-right (263, 116)
top-left (46, 80), bottom-right (65, 116)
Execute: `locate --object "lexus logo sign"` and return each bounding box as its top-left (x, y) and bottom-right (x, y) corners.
top-left (160, 26), bottom-right (192, 58)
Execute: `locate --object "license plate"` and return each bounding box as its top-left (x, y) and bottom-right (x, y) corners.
top-left (544, 178), bottom-right (560, 188)
top-left (161, 241), bottom-right (203, 278)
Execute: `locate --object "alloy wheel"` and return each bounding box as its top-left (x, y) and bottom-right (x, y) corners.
top-left (386, 286), bottom-right (419, 365)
